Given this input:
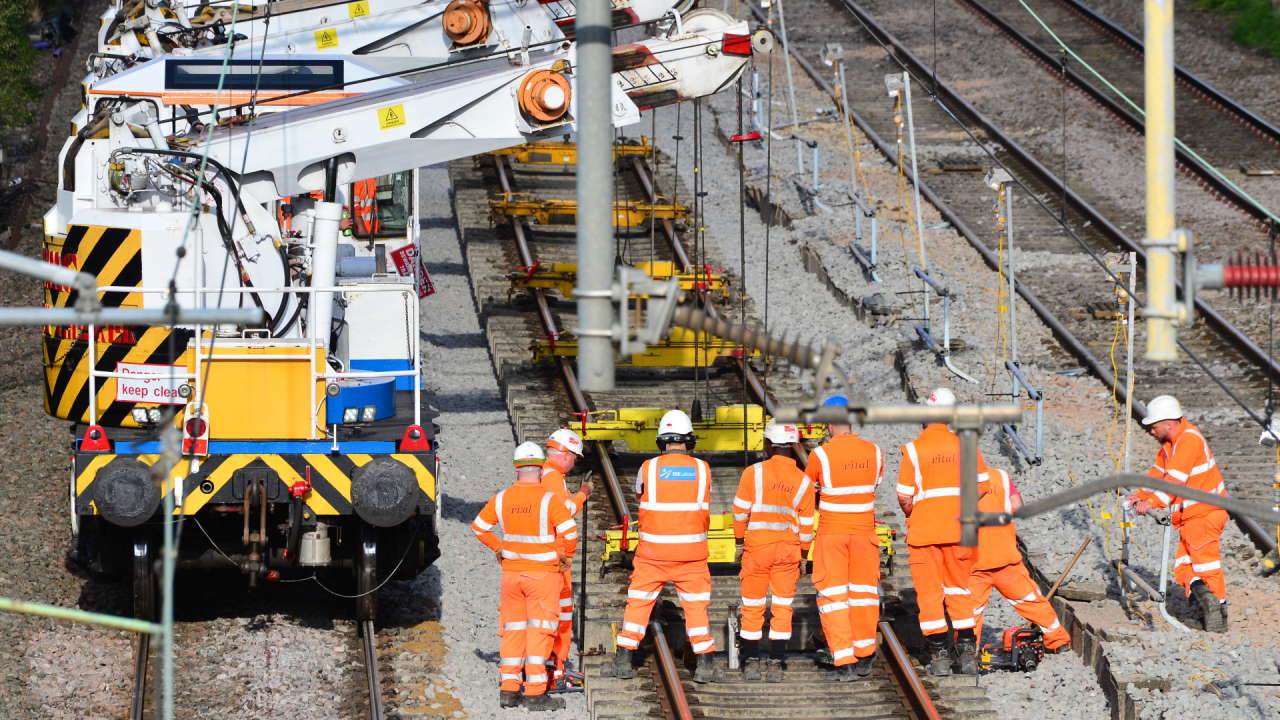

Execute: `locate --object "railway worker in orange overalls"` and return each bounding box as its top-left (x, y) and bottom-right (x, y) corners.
top-left (539, 428), bottom-right (594, 688)
top-left (968, 466), bottom-right (1071, 652)
top-left (804, 394), bottom-right (885, 681)
top-left (607, 410), bottom-right (723, 684)
top-left (471, 442), bottom-right (578, 711)
top-left (732, 421), bottom-right (816, 683)
top-left (1126, 395), bottom-right (1229, 632)
top-left (896, 387), bottom-right (989, 676)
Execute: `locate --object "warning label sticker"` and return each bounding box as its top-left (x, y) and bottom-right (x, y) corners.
top-left (377, 104), bottom-right (406, 130)
top-left (348, 1), bottom-right (370, 18)
top-left (314, 27), bottom-right (339, 49)
top-left (390, 244), bottom-right (435, 299)
top-left (115, 363), bottom-right (186, 405)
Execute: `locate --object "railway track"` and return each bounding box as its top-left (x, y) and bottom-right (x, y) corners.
top-left (768, 0), bottom-right (1280, 556)
top-left (127, 603), bottom-right (386, 719)
top-left (451, 143), bottom-right (1002, 717)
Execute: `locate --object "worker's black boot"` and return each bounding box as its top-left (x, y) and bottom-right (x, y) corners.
top-left (523, 693), bottom-right (565, 712)
top-left (1192, 580), bottom-right (1226, 633)
top-left (824, 663), bottom-right (856, 682)
top-left (740, 639), bottom-right (762, 681)
top-left (610, 647), bottom-right (635, 680)
top-left (954, 630), bottom-right (979, 675)
top-left (693, 652), bottom-right (723, 684)
top-left (853, 652), bottom-right (876, 678)
top-left (926, 635), bottom-right (952, 676)
top-left (765, 657), bottom-right (784, 683)
top-left (499, 690), bottom-right (522, 708)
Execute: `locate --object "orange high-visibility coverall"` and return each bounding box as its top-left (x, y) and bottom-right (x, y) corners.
top-left (805, 432), bottom-right (884, 665)
top-left (540, 463), bottom-right (590, 679)
top-left (732, 455), bottom-right (815, 644)
top-left (896, 423), bottom-right (990, 637)
top-left (1132, 418), bottom-right (1228, 599)
top-left (472, 478), bottom-right (578, 697)
top-left (616, 452), bottom-right (716, 655)
top-left (968, 468), bottom-right (1070, 650)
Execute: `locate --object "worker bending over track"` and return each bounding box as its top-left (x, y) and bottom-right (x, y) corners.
top-left (1127, 395), bottom-right (1229, 632)
top-left (608, 410), bottom-right (723, 683)
top-left (896, 388), bottom-right (989, 676)
top-left (969, 467), bottom-right (1070, 652)
top-left (732, 421), bottom-right (816, 683)
top-left (471, 442), bottom-right (579, 711)
top-left (805, 395), bottom-right (885, 681)
top-left (540, 428), bottom-right (593, 688)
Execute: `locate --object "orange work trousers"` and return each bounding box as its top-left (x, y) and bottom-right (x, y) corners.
top-left (1173, 509), bottom-right (1228, 599)
top-left (969, 561), bottom-right (1070, 650)
top-left (907, 543), bottom-right (977, 636)
top-left (813, 534), bottom-right (881, 664)
top-left (498, 570), bottom-right (562, 696)
top-left (739, 542), bottom-right (802, 642)
top-left (617, 556), bottom-right (715, 654)
top-left (552, 569), bottom-right (574, 678)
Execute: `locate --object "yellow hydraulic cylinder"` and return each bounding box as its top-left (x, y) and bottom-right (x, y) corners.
top-left (577, 404), bottom-right (825, 452)
top-left (1143, 0), bottom-right (1180, 361)
top-left (490, 193), bottom-right (688, 228)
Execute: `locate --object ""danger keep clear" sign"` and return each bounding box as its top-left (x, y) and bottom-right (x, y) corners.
top-left (115, 363), bottom-right (186, 405)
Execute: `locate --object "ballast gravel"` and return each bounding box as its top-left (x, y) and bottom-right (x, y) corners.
top-left (410, 163), bottom-right (585, 719)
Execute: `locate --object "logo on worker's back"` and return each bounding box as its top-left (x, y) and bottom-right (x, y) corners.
top-left (931, 453), bottom-right (956, 465)
top-left (511, 504), bottom-right (533, 514)
top-left (659, 466), bottom-right (697, 481)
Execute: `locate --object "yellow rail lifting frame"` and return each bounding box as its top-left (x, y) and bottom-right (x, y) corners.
top-left (578, 405), bottom-right (825, 453)
top-left (490, 192), bottom-right (689, 229)
top-left (533, 326), bottom-right (759, 368)
top-left (509, 260), bottom-right (728, 298)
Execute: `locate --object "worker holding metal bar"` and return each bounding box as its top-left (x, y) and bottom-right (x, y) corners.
top-left (608, 410), bottom-right (723, 683)
top-left (471, 442), bottom-right (579, 711)
top-left (804, 395), bottom-right (885, 682)
top-left (968, 467), bottom-right (1070, 652)
top-left (732, 421), bottom-right (816, 683)
top-left (1126, 395), bottom-right (1229, 632)
top-left (539, 428), bottom-right (593, 689)
top-left (896, 388), bottom-right (989, 675)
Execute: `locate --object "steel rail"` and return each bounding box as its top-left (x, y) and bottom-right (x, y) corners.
top-left (878, 620), bottom-right (943, 720)
top-left (1051, 0), bottom-right (1280, 148)
top-left (494, 156), bottom-right (685, 719)
top-left (131, 634), bottom-right (150, 720)
top-left (834, 0), bottom-right (1280, 386)
top-left (954, 0), bottom-right (1276, 229)
top-left (360, 619), bottom-right (385, 720)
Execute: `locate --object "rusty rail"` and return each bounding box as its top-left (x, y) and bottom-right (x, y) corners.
top-left (878, 620), bottom-right (943, 720)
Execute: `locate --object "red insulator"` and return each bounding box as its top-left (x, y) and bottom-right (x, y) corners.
top-left (1223, 263), bottom-right (1280, 287)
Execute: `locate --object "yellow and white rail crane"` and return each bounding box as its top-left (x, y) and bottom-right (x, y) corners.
top-left (47, 8), bottom-right (763, 619)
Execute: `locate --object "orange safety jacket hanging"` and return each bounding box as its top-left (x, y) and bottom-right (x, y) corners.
top-left (633, 452), bottom-right (712, 562)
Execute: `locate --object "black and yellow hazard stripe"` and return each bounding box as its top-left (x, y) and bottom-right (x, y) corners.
top-left (75, 452), bottom-right (437, 517)
top-left (42, 225), bottom-right (195, 426)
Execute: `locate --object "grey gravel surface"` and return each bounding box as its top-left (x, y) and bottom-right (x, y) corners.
top-left (414, 163), bottom-right (585, 718)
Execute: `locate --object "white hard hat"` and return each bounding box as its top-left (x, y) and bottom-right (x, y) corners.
top-left (547, 427), bottom-right (584, 457)
top-left (513, 441), bottom-right (546, 467)
top-left (657, 409), bottom-right (694, 438)
top-left (1141, 395), bottom-right (1183, 426)
top-left (763, 421), bottom-right (799, 445)
top-left (924, 387), bottom-right (956, 407)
